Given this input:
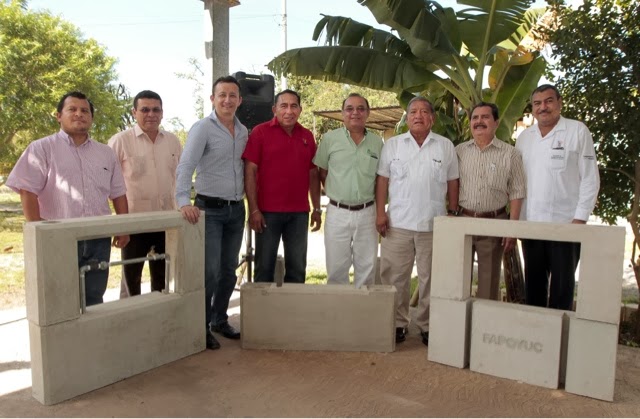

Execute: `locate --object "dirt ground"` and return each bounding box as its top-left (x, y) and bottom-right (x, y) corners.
top-left (2, 310), bottom-right (640, 418)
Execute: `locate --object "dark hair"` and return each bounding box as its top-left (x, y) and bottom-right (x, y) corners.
top-left (531, 84), bottom-right (562, 101)
top-left (212, 75), bottom-right (241, 95)
top-left (133, 90), bottom-right (163, 109)
top-left (57, 91), bottom-right (94, 117)
top-left (275, 89), bottom-right (301, 106)
top-left (342, 93), bottom-right (370, 110)
top-left (407, 96), bottom-right (435, 114)
top-left (471, 102), bottom-right (499, 120)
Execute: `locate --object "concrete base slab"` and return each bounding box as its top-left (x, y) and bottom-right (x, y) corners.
top-left (565, 317), bottom-right (618, 401)
top-left (470, 300), bottom-right (566, 389)
top-left (30, 290), bottom-right (204, 405)
top-left (241, 283), bottom-right (395, 352)
top-left (428, 297), bottom-right (472, 368)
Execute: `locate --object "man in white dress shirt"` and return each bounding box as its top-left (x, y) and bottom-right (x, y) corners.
top-left (376, 97), bottom-right (459, 345)
top-left (516, 84), bottom-right (600, 311)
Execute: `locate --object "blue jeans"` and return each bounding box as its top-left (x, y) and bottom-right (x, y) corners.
top-left (254, 212), bottom-right (308, 283)
top-left (77, 238), bottom-right (111, 306)
top-left (195, 198), bottom-right (245, 330)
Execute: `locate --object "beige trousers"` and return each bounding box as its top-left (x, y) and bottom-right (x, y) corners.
top-left (465, 212), bottom-right (508, 300)
top-left (380, 227), bottom-right (433, 332)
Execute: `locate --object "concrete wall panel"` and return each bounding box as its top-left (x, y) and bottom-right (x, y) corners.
top-left (565, 317), bottom-right (618, 401)
top-left (470, 300), bottom-right (566, 389)
top-left (428, 297), bottom-right (472, 368)
top-left (30, 291), bottom-right (205, 405)
top-left (241, 283), bottom-right (395, 352)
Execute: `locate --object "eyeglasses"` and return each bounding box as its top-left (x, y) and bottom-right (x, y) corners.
top-left (138, 107), bottom-right (163, 114)
top-left (343, 106), bottom-right (368, 113)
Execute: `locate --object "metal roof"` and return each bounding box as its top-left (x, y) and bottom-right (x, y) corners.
top-left (313, 106), bottom-right (404, 131)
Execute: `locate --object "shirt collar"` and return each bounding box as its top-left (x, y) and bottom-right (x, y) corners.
top-left (469, 136), bottom-right (502, 149)
top-left (536, 115), bottom-right (567, 137)
top-left (58, 129), bottom-right (91, 147)
top-left (133, 124), bottom-right (164, 140)
top-left (269, 116), bottom-right (303, 134)
top-left (209, 110), bottom-right (241, 126)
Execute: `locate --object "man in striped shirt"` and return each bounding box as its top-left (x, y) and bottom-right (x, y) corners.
top-left (455, 102), bottom-right (526, 301)
top-left (6, 91), bottom-right (129, 306)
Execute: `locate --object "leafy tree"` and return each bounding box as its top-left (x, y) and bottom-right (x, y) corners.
top-left (268, 0), bottom-right (548, 143)
top-left (0, 1), bottom-right (130, 176)
top-left (546, 0), bottom-right (640, 286)
top-left (287, 75), bottom-right (398, 140)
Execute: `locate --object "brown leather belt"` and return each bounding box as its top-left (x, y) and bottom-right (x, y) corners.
top-left (329, 199), bottom-right (374, 211)
top-left (460, 206), bottom-right (507, 218)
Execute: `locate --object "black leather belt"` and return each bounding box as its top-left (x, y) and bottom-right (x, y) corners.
top-left (195, 194), bottom-right (242, 208)
top-left (460, 206), bottom-right (507, 218)
top-left (329, 199), bottom-right (375, 211)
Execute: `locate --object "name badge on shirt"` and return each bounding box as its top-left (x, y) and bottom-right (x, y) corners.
top-left (550, 139), bottom-right (566, 169)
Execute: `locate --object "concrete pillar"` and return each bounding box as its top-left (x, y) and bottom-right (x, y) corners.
top-left (202, 0), bottom-right (237, 112)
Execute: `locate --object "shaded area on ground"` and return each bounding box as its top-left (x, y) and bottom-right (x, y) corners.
top-left (1, 311), bottom-right (640, 417)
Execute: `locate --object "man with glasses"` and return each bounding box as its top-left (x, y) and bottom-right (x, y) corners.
top-left (108, 90), bottom-right (182, 297)
top-left (313, 93), bottom-right (383, 288)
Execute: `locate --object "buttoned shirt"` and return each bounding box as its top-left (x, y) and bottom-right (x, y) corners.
top-left (108, 125), bottom-right (182, 213)
top-left (313, 127), bottom-right (383, 205)
top-left (6, 130), bottom-right (126, 220)
top-left (456, 137), bottom-right (526, 212)
top-left (378, 131), bottom-right (459, 232)
top-left (515, 116), bottom-right (599, 223)
top-left (175, 111), bottom-right (248, 208)
top-left (242, 117), bottom-right (316, 212)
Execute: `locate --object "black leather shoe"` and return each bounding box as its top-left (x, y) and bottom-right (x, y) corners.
top-left (421, 331), bottom-right (429, 346)
top-left (395, 327), bottom-right (406, 343)
top-left (211, 322), bottom-right (241, 340)
top-left (206, 331), bottom-right (221, 350)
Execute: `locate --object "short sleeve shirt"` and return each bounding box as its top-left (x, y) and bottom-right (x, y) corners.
top-left (313, 127), bottom-right (383, 205)
top-left (378, 131), bottom-right (459, 232)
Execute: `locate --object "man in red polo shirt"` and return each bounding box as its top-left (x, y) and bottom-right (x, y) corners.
top-left (243, 89), bottom-right (322, 283)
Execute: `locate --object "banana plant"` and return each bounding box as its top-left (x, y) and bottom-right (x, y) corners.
top-left (268, 0), bottom-right (547, 143)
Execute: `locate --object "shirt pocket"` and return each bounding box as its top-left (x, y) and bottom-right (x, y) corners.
top-left (430, 159), bottom-right (447, 183)
top-left (390, 159), bottom-right (408, 180)
top-left (124, 155), bottom-right (148, 180)
top-left (550, 148), bottom-right (566, 170)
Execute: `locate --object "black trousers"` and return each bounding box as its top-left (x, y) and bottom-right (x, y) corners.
top-left (521, 239), bottom-right (581, 310)
top-left (122, 231), bottom-right (166, 296)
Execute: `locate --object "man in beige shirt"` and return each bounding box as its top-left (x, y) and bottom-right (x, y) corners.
top-left (108, 90), bottom-right (182, 296)
top-left (455, 102), bottom-right (526, 300)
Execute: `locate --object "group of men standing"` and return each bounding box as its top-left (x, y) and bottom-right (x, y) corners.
top-left (6, 79), bottom-right (599, 350)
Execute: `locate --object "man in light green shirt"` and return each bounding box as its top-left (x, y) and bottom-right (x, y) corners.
top-left (313, 93), bottom-right (384, 287)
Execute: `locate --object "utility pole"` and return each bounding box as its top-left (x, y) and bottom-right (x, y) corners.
top-left (280, 0), bottom-right (288, 90)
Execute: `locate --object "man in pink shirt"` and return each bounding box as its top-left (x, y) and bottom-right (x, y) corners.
top-left (6, 91), bottom-right (129, 306)
top-left (109, 90), bottom-right (182, 297)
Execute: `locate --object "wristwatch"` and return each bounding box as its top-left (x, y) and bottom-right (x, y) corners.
top-left (313, 208), bottom-right (322, 214)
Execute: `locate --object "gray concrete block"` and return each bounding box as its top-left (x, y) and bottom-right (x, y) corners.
top-left (428, 297), bottom-right (472, 368)
top-left (470, 300), bottom-right (566, 389)
top-left (24, 213), bottom-right (204, 326)
top-left (565, 317), bottom-right (618, 401)
top-left (577, 232), bottom-right (625, 324)
top-left (24, 226), bottom-right (80, 326)
top-left (241, 283), bottom-right (395, 352)
top-left (30, 290), bottom-right (204, 405)
top-left (165, 221), bottom-right (205, 295)
top-left (431, 221), bottom-right (473, 301)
